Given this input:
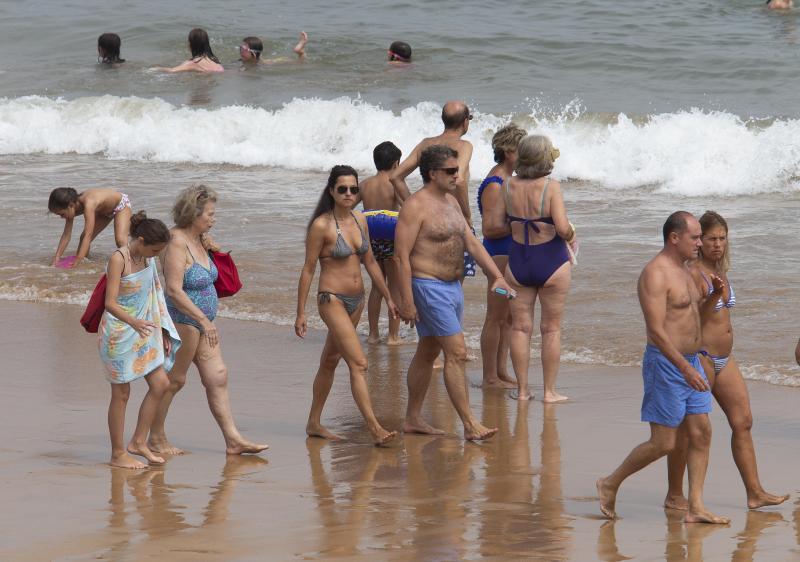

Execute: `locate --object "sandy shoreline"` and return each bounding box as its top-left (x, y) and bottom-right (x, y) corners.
top-left (1, 299), bottom-right (798, 561)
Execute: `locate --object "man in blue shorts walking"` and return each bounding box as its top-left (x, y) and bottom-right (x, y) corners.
top-left (395, 145), bottom-right (515, 441)
top-left (597, 211), bottom-right (729, 525)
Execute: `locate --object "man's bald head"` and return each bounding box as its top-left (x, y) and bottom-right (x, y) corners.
top-left (442, 101), bottom-right (470, 129)
top-left (662, 211), bottom-right (696, 244)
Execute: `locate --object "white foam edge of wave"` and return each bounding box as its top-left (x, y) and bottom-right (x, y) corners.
top-left (1, 94), bottom-right (800, 195)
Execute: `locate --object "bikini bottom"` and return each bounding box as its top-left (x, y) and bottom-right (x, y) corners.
top-left (318, 291), bottom-right (365, 315)
top-left (698, 350), bottom-right (730, 375)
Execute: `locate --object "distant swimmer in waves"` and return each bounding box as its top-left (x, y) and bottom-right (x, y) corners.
top-left (97, 33), bottom-right (124, 64)
top-left (664, 211), bottom-right (789, 511)
top-left (766, 0), bottom-right (793, 10)
top-left (238, 32), bottom-right (308, 65)
top-left (48, 187), bottom-right (132, 268)
top-left (478, 123), bottom-right (528, 389)
top-left (387, 41), bottom-right (412, 65)
top-left (155, 28), bottom-right (224, 73)
top-left (296, 165), bottom-right (399, 445)
top-left (503, 135), bottom-right (577, 402)
top-left (359, 141), bottom-right (403, 344)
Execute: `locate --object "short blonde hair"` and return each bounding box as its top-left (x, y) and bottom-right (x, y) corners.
top-left (172, 184), bottom-right (218, 228)
top-left (515, 135), bottom-right (558, 179)
top-left (491, 124), bottom-right (527, 164)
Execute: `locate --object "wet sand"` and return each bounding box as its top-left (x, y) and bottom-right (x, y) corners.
top-left (1, 299), bottom-right (798, 561)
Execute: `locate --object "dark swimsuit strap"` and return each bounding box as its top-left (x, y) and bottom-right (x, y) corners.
top-left (115, 248), bottom-right (128, 276)
top-left (504, 177), bottom-right (553, 246)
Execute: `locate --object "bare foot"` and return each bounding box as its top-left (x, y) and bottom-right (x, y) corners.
top-left (498, 373), bottom-right (517, 385)
top-left (510, 389), bottom-right (533, 401)
top-left (543, 391), bottom-right (569, 403)
top-left (373, 429), bottom-right (398, 446)
top-left (306, 422), bottom-right (344, 441)
top-left (367, 333), bottom-right (380, 344)
top-left (482, 377), bottom-right (516, 389)
top-left (403, 419), bottom-right (445, 435)
top-left (748, 491), bottom-right (790, 510)
top-left (226, 438), bottom-right (269, 455)
top-left (464, 423), bottom-right (498, 441)
top-left (293, 31), bottom-right (308, 58)
top-left (597, 477), bottom-right (618, 520)
top-left (110, 451), bottom-right (147, 470)
top-left (147, 436), bottom-right (185, 455)
top-left (386, 336), bottom-right (403, 346)
top-left (664, 493), bottom-right (689, 511)
top-left (127, 442), bottom-right (165, 465)
top-left (685, 509), bottom-right (730, 524)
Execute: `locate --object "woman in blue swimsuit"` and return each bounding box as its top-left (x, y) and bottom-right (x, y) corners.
top-left (296, 165), bottom-right (399, 445)
top-left (149, 185), bottom-right (268, 456)
top-left (665, 211), bottom-right (788, 510)
top-left (478, 124), bottom-right (527, 388)
top-left (504, 135), bottom-right (577, 402)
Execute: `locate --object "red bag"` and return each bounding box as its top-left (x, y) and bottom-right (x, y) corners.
top-left (80, 274), bottom-right (107, 333)
top-left (211, 251), bottom-right (242, 298)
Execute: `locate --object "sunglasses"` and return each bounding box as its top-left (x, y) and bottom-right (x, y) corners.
top-left (336, 185), bottom-right (360, 195)
top-left (434, 167), bottom-right (459, 175)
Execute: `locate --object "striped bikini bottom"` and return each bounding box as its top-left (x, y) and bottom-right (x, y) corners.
top-left (699, 350), bottom-right (730, 375)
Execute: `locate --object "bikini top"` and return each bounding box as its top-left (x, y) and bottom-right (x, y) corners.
top-left (702, 272), bottom-right (736, 311)
top-left (504, 177), bottom-right (557, 245)
top-left (323, 212), bottom-right (369, 259)
top-left (477, 175), bottom-right (504, 216)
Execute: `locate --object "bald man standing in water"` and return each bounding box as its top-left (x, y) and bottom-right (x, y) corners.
top-left (597, 211), bottom-right (729, 525)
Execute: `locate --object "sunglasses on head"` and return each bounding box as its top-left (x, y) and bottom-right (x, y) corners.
top-left (336, 185), bottom-right (360, 195)
top-left (434, 167), bottom-right (459, 175)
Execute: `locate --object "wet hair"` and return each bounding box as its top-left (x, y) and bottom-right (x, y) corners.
top-left (419, 145), bottom-right (458, 183)
top-left (441, 104), bottom-right (470, 129)
top-left (373, 141), bottom-right (401, 171)
top-left (48, 187), bottom-right (79, 212)
top-left (242, 36), bottom-right (263, 60)
top-left (308, 165), bottom-right (359, 232)
top-left (492, 124), bottom-right (527, 164)
top-left (97, 33), bottom-right (124, 63)
top-left (662, 211), bottom-right (694, 244)
top-left (515, 135), bottom-right (557, 179)
top-left (130, 211), bottom-right (170, 246)
top-left (188, 28), bottom-right (220, 63)
top-left (172, 184), bottom-right (218, 229)
top-left (699, 210), bottom-right (731, 272)
top-left (389, 41), bottom-right (412, 61)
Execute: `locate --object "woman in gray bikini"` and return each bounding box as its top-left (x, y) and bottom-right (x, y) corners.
top-left (664, 211), bottom-right (788, 510)
top-left (295, 165), bottom-right (399, 445)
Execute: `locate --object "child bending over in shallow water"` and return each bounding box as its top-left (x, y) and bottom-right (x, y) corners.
top-left (238, 32), bottom-right (308, 64)
top-left (99, 211), bottom-right (181, 469)
top-left (48, 187), bottom-right (132, 268)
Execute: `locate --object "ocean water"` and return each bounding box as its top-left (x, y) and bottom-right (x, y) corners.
top-left (1, 0), bottom-right (800, 387)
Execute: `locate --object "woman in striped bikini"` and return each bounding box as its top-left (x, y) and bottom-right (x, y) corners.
top-left (664, 211), bottom-right (788, 510)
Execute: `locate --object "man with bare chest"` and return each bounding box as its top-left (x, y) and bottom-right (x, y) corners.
top-left (394, 145), bottom-right (514, 441)
top-left (596, 212), bottom-right (729, 524)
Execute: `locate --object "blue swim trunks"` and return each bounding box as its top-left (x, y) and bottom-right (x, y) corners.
top-left (641, 344), bottom-right (712, 428)
top-left (411, 277), bottom-right (464, 338)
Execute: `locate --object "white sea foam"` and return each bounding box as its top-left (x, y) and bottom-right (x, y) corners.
top-left (2, 95), bottom-right (799, 195)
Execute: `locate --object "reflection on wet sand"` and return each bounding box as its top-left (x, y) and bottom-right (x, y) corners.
top-left (663, 508), bottom-right (727, 561)
top-left (732, 510), bottom-right (785, 562)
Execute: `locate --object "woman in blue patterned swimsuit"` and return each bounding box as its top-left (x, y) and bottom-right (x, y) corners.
top-left (148, 185), bottom-right (268, 456)
top-left (479, 124), bottom-right (527, 389)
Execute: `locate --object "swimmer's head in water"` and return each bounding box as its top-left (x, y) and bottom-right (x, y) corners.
top-left (388, 41), bottom-right (412, 62)
top-left (515, 135), bottom-right (559, 179)
top-left (441, 101), bottom-right (471, 130)
top-left (97, 33), bottom-right (124, 63)
top-left (307, 165), bottom-right (359, 231)
top-left (373, 141), bottom-right (402, 171)
top-left (130, 210), bottom-right (170, 249)
top-left (492, 124), bottom-right (527, 164)
top-left (48, 187), bottom-right (79, 217)
top-left (699, 210), bottom-right (731, 271)
top-left (240, 36), bottom-right (263, 61)
top-left (188, 28), bottom-right (220, 64)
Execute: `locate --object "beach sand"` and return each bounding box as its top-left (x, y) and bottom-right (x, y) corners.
top-left (1, 299), bottom-right (798, 561)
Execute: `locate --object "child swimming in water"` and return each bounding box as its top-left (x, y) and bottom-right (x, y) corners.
top-left (97, 33), bottom-right (124, 64)
top-left (238, 31), bottom-right (308, 64)
top-left (48, 187), bottom-right (132, 268)
top-left (99, 211), bottom-right (180, 469)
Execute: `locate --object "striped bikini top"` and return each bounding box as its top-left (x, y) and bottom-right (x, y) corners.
top-left (703, 273), bottom-right (736, 311)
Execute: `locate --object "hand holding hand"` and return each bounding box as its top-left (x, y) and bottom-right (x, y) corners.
top-left (399, 300), bottom-right (418, 325)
